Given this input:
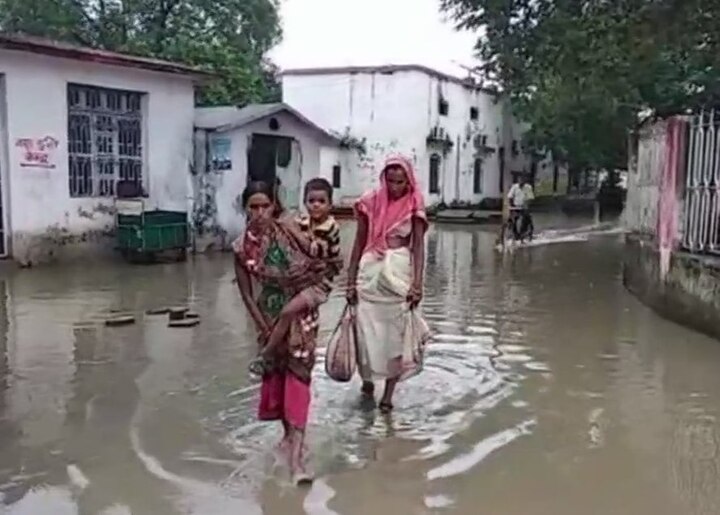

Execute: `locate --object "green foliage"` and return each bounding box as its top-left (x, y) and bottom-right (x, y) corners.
top-left (0, 0), bottom-right (282, 105)
top-left (440, 0), bottom-right (720, 171)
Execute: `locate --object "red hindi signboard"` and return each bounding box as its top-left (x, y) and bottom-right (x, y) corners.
top-left (15, 136), bottom-right (59, 169)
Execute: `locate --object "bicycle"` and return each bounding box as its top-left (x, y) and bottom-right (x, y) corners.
top-left (505, 208), bottom-right (534, 245)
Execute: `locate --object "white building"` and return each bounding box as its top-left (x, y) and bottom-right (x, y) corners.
top-left (0, 34), bottom-right (203, 266)
top-left (193, 103), bottom-right (345, 250)
top-left (282, 64), bottom-right (555, 208)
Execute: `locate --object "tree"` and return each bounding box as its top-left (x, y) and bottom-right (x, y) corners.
top-left (439, 0), bottom-right (720, 174)
top-left (0, 0), bottom-right (282, 106)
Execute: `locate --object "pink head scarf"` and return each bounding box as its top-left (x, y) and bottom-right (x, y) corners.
top-left (355, 155), bottom-right (427, 255)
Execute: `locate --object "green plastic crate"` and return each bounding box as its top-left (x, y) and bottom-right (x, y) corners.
top-left (117, 210), bottom-right (189, 253)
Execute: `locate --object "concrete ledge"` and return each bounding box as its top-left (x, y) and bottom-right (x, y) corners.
top-left (431, 209), bottom-right (502, 225)
top-left (623, 233), bottom-right (720, 340)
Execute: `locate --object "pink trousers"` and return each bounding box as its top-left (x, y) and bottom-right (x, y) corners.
top-left (258, 372), bottom-right (311, 430)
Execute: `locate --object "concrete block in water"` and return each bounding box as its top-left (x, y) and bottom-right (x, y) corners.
top-left (105, 315), bottom-right (136, 327)
top-left (168, 318), bottom-right (200, 328)
top-left (168, 307), bottom-right (189, 321)
top-left (146, 307), bottom-right (170, 315)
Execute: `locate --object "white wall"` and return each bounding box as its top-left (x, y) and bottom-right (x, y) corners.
top-left (318, 145), bottom-right (362, 204)
top-left (425, 77), bottom-right (508, 204)
top-left (284, 71), bottom-right (430, 202)
top-left (0, 49), bottom-right (195, 265)
top-left (283, 69), bottom-right (524, 206)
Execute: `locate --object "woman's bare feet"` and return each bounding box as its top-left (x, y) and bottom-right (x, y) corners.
top-left (378, 378), bottom-right (398, 413)
top-left (288, 428), bottom-right (313, 486)
top-left (379, 400), bottom-right (394, 414)
top-left (292, 463), bottom-right (314, 486)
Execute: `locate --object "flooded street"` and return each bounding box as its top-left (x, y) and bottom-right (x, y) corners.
top-left (1, 217), bottom-right (720, 515)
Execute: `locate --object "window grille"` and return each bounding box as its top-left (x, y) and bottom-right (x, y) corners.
top-left (67, 84), bottom-right (144, 198)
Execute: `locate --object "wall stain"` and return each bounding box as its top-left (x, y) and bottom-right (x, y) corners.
top-left (15, 225), bottom-right (115, 267)
top-left (232, 195), bottom-right (243, 215)
top-left (77, 203), bottom-right (116, 220)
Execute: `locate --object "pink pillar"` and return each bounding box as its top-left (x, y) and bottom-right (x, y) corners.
top-left (657, 117), bottom-right (687, 279)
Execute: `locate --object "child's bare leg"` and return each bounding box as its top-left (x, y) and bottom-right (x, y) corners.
top-left (261, 292), bottom-right (315, 359)
top-left (289, 426), bottom-right (312, 483)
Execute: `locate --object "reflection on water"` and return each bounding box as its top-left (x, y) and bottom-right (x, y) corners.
top-left (0, 218), bottom-right (719, 514)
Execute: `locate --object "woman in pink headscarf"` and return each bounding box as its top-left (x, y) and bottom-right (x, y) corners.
top-left (346, 155), bottom-right (430, 413)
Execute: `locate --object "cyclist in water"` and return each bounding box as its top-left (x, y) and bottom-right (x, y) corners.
top-left (507, 173), bottom-right (535, 242)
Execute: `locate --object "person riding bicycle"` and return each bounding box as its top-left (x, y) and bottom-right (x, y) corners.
top-left (507, 174), bottom-right (535, 241)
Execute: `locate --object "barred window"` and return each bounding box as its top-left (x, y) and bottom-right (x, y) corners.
top-left (67, 84), bottom-right (144, 198)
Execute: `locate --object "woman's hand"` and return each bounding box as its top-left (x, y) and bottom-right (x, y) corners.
top-left (256, 321), bottom-right (271, 345)
top-left (406, 283), bottom-right (423, 308)
top-left (252, 311), bottom-right (271, 340)
top-left (257, 329), bottom-right (270, 348)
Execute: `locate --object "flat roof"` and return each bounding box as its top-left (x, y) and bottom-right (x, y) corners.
top-left (0, 33), bottom-right (211, 78)
top-left (281, 64), bottom-right (497, 95)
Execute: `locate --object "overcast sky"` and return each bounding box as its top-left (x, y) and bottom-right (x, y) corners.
top-left (269, 0), bottom-right (480, 76)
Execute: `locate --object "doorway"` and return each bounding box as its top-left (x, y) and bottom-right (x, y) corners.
top-left (247, 134), bottom-right (302, 210)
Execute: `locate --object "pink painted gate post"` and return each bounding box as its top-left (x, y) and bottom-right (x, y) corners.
top-left (657, 117), bottom-right (688, 279)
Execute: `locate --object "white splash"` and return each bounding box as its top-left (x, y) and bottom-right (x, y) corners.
top-left (98, 505), bottom-right (133, 515)
top-left (66, 464), bottom-right (90, 491)
top-left (302, 478), bottom-right (341, 515)
top-left (424, 494), bottom-right (455, 509)
top-left (3, 486), bottom-right (77, 515)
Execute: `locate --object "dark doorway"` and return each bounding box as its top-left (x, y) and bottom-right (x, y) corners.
top-left (247, 134), bottom-right (293, 184)
top-left (247, 133), bottom-right (300, 209)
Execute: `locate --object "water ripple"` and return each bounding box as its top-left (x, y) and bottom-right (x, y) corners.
top-left (426, 418), bottom-right (537, 481)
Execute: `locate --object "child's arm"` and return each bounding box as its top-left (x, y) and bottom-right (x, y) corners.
top-left (323, 220), bottom-right (343, 273)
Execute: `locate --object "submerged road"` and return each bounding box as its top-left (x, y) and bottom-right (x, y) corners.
top-left (1, 215), bottom-right (718, 515)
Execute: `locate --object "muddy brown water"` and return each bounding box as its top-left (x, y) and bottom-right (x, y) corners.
top-left (1, 217), bottom-right (719, 515)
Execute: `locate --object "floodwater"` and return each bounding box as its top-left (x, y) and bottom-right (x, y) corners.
top-left (1, 215), bottom-right (720, 515)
